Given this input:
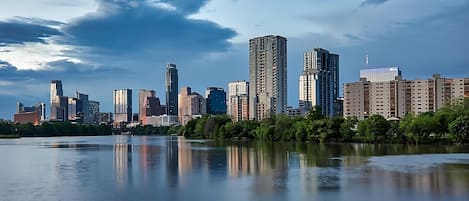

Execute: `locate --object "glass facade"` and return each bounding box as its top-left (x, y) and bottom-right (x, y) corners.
top-left (166, 64), bottom-right (178, 116)
top-left (206, 87), bottom-right (227, 115)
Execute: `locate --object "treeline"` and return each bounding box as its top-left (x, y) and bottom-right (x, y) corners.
top-left (0, 120), bottom-right (112, 137)
top-left (176, 104), bottom-right (469, 144)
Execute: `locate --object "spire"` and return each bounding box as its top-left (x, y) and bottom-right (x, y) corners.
top-left (365, 52), bottom-right (369, 67)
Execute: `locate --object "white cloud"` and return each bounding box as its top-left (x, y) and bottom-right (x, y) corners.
top-left (0, 38), bottom-right (76, 70)
top-left (146, 0), bottom-right (177, 11)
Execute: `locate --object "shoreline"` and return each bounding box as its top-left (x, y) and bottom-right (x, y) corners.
top-left (0, 134), bottom-right (21, 139)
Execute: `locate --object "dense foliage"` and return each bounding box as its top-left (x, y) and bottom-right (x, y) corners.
top-left (179, 104), bottom-right (469, 144)
top-left (0, 120), bottom-right (112, 137)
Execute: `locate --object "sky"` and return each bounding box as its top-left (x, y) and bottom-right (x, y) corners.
top-left (0, 0), bottom-right (468, 119)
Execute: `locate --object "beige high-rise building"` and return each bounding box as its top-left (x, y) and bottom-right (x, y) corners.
top-left (228, 80), bottom-right (249, 122)
top-left (344, 70), bottom-right (468, 120)
top-left (249, 35), bottom-right (287, 120)
top-left (178, 87), bottom-right (206, 125)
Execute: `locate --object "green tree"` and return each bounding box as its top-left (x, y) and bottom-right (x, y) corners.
top-left (449, 115), bottom-right (469, 144)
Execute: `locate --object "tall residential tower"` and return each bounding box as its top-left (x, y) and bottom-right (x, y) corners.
top-left (249, 35), bottom-right (287, 120)
top-left (299, 48), bottom-right (339, 117)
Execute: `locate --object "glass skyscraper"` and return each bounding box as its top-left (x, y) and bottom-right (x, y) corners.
top-left (50, 80), bottom-right (67, 121)
top-left (113, 89), bottom-right (132, 123)
top-left (166, 63), bottom-right (178, 116)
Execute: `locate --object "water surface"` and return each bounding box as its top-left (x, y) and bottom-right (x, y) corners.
top-left (1, 136), bottom-right (468, 201)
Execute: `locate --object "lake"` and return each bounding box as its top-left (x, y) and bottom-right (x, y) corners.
top-left (1, 135), bottom-right (468, 201)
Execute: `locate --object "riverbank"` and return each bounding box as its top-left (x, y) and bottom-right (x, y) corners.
top-left (0, 134), bottom-right (20, 139)
top-left (177, 104), bottom-right (469, 145)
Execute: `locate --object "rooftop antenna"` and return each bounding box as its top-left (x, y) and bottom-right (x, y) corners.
top-left (365, 52), bottom-right (369, 68)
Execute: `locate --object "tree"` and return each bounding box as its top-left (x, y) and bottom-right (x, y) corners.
top-left (357, 115), bottom-right (390, 142)
top-left (307, 105), bottom-right (325, 121)
top-left (449, 115), bottom-right (469, 144)
top-left (340, 117), bottom-right (357, 142)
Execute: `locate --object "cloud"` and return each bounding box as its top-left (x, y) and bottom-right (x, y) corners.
top-left (0, 17), bottom-right (63, 45)
top-left (59, 0), bottom-right (236, 60)
top-left (360, 0), bottom-right (389, 7)
top-left (344, 34), bottom-right (362, 41)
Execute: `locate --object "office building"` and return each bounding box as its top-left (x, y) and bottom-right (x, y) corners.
top-left (205, 87), bottom-right (227, 115)
top-left (67, 97), bottom-right (80, 122)
top-left (299, 48), bottom-right (339, 117)
top-left (166, 63), bottom-right (178, 116)
top-left (249, 35), bottom-right (287, 120)
top-left (344, 73), bottom-right (469, 120)
top-left (76, 92), bottom-right (90, 123)
top-left (360, 67), bottom-right (402, 82)
top-left (50, 80), bottom-right (68, 121)
top-left (228, 81), bottom-right (249, 121)
top-left (139, 89), bottom-right (164, 125)
top-left (178, 87), bottom-right (206, 125)
top-left (113, 89), bottom-right (132, 123)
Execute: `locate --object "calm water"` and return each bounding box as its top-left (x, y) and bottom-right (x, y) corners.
top-left (1, 136), bottom-right (469, 201)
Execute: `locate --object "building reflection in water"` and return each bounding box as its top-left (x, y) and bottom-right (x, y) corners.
top-left (165, 136), bottom-right (179, 187)
top-left (114, 136), bottom-right (132, 188)
top-left (226, 143), bottom-right (289, 198)
top-left (178, 136), bottom-right (192, 181)
top-left (139, 136), bottom-right (162, 184)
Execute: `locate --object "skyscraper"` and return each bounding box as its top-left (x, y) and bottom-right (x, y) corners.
top-left (139, 89), bottom-right (163, 125)
top-left (228, 80), bottom-right (249, 122)
top-left (76, 92), bottom-right (90, 123)
top-left (299, 48), bottom-right (339, 117)
top-left (205, 87), bottom-right (227, 115)
top-left (50, 80), bottom-right (67, 121)
top-left (166, 63), bottom-right (178, 116)
top-left (113, 89), bottom-right (132, 123)
top-left (249, 35), bottom-right (287, 120)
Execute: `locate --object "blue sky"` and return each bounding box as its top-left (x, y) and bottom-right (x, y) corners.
top-left (0, 0), bottom-right (468, 119)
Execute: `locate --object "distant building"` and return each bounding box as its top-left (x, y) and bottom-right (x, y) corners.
top-left (178, 87), bottom-right (206, 125)
top-left (299, 48), bottom-right (339, 117)
top-left (14, 112), bottom-right (40, 126)
top-left (286, 106), bottom-right (302, 116)
top-left (344, 73), bottom-right (469, 120)
top-left (98, 112), bottom-right (113, 124)
top-left (166, 63), bottom-right (178, 116)
top-left (50, 80), bottom-right (68, 121)
top-left (228, 80), bottom-right (249, 122)
top-left (249, 35), bottom-right (287, 120)
top-left (113, 89), bottom-right (132, 123)
top-left (139, 89), bottom-right (163, 125)
top-left (14, 102), bottom-right (45, 125)
top-left (16, 102), bottom-right (45, 121)
top-left (205, 87), bottom-right (227, 115)
top-left (76, 92), bottom-right (90, 123)
top-left (68, 97), bottom-right (81, 122)
top-left (145, 115), bottom-right (179, 127)
top-left (89, 100), bottom-right (100, 124)
top-left (360, 67), bottom-right (402, 82)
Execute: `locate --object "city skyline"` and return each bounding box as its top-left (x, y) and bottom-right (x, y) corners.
top-left (1, 0), bottom-right (469, 119)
